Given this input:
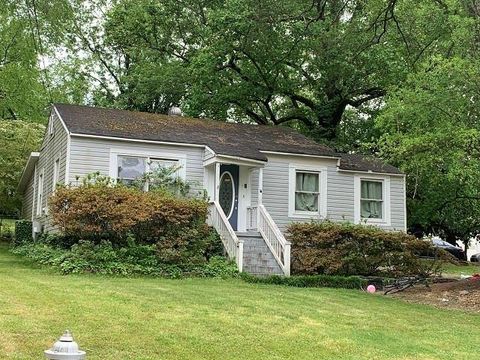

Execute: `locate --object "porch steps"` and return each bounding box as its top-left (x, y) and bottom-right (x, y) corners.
top-left (236, 232), bottom-right (284, 276)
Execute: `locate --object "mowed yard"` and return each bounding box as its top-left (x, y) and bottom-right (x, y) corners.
top-left (0, 245), bottom-right (478, 360)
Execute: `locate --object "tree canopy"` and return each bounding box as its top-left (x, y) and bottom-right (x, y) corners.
top-left (0, 120), bottom-right (44, 216)
top-left (81, 0), bottom-right (470, 140)
top-left (1, 0), bottom-right (480, 244)
top-left (377, 57), bottom-right (480, 245)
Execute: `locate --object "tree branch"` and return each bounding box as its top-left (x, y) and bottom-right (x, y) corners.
top-left (346, 88), bottom-right (386, 107)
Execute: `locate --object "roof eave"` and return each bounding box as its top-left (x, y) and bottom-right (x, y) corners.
top-left (17, 152), bottom-right (40, 194)
top-left (259, 150), bottom-right (341, 160)
top-left (336, 167), bottom-right (405, 177)
top-left (204, 154), bottom-right (267, 167)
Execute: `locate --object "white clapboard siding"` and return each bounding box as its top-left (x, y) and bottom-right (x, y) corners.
top-left (28, 111), bottom-right (69, 232)
top-left (258, 154), bottom-right (406, 232)
top-left (68, 136), bottom-right (205, 193)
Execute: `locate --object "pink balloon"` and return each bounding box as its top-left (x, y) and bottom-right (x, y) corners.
top-left (367, 285), bottom-right (376, 293)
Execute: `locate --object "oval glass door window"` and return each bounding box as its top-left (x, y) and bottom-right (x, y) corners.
top-left (219, 172), bottom-right (235, 218)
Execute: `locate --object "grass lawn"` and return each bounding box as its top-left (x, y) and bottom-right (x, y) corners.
top-left (0, 244), bottom-right (478, 359)
top-left (442, 262), bottom-right (480, 276)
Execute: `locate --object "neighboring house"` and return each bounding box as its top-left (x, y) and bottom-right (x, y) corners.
top-left (18, 104), bottom-right (406, 276)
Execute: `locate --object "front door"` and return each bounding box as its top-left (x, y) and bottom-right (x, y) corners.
top-left (219, 164), bottom-right (239, 230)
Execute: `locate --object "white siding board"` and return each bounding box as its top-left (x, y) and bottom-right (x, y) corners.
top-left (21, 175), bottom-right (35, 220)
top-left (260, 154), bottom-right (406, 233)
top-left (69, 136), bottom-right (206, 193)
top-left (27, 111), bottom-right (69, 233)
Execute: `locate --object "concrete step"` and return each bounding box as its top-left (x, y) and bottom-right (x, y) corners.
top-left (237, 231), bottom-right (284, 276)
top-left (243, 265), bottom-right (284, 275)
top-left (236, 231), bottom-right (262, 238)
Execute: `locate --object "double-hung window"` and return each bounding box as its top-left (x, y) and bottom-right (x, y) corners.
top-left (360, 180), bottom-right (383, 219)
top-left (36, 170), bottom-right (44, 216)
top-left (295, 171), bottom-right (320, 212)
top-left (52, 157), bottom-right (60, 192)
top-left (116, 155), bottom-right (180, 188)
top-left (289, 165), bottom-right (327, 218)
top-left (149, 158), bottom-right (180, 177)
top-left (117, 156), bottom-right (146, 185)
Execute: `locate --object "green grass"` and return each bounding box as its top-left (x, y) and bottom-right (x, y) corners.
top-left (442, 261), bottom-right (480, 276)
top-left (0, 245), bottom-right (478, 359)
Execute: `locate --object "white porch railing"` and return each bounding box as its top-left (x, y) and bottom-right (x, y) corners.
top-left (247, 205), bottom-right (291, 276)
top-left (246, 206), bottom-right (258, 231)
top-left (207, 201), bottom-right (243, 272)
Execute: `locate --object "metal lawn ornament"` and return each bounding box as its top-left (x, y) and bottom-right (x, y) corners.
top-left (44, 330), bottom-right (86, 359)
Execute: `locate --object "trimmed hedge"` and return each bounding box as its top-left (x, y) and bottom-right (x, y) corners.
top-left (241, 273), bottom-right (367, 289)
top-left (48, 182), bottom-right (221, 265)
top-left (14, 220), bottom-right (32, 245)
top-left (287, 221), bottom-right (447, 277)
top-left (49, 184), bottom-right (208, 243)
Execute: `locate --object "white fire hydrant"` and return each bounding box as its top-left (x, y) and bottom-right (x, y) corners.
top-left (44, 330), bottom-right (86, 359)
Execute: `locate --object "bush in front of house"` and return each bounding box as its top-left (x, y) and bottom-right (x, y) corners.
top-left (287, 221), bottom-right (449, 278)
top-left (11, 239), bottom-right (238, 278)
top-left (14, 220), bottom-right (32, 245)
top-left (241, 273), bottom-right (367, 289)
top-left (8, 176), bottom-right (234, 278)
top-left (47, 180), bottom-right (221, 265)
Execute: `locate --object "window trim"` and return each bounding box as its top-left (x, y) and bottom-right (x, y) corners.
top-left (52, 156), bottom-right (61, 192)
top-left (288, 164), bottom-right (327, 218)
top-left (354, 175), bottom-right (391, 226)
top-left (36, 168), bottom-right (44, 216)
top-left (109, 149), bottom-right (187, 186)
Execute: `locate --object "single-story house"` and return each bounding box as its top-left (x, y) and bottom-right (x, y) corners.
top-left (18, 104), bottom-right (406, 276)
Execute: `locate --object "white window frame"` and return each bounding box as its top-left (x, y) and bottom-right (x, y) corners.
top-left (354, 174), bottom-right (391, 226)
top-left (52, 156), bottom-right (61, 192)
top-left (288, 164), bottom-right (327, 218)
top-left (36, 168), bottom-right (44, 216)
top-left (109, 149), bottom-right (187, 187)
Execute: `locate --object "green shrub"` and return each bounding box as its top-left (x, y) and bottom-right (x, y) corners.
top-left (49, 182), bottom-right (208, 244)
top-left (39, 233), bottom-right (79, 249)
top-left (191, 256), bottom-right (238, 278)
top-left (14, 220), bottom-right (32, 245)
top-left (155, 226), bottom-right (223, 265)
top-left (20, 176), bottom-right (228, 275)
top-left (241, 273), bottom-right (367, 289)
top-left (10, 240), bottom-right (237, 278)
top-left (11, 242), bottom-right (67, 267)
top-left (47, 180), bottom-right (222, 266)
top-left (287, 221), bottom-right (449, 277)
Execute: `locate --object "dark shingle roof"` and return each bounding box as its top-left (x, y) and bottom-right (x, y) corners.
top-left (339, 153), bottom-right (403, 175)
top-left (54, 103), bottom-right (402, 174)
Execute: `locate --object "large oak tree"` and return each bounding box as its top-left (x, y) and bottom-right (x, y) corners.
top-left (63, 0), bottom-right (468, 140)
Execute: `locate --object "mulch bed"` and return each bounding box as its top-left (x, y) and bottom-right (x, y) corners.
top-left (389, 275), bottom-right (480, 312)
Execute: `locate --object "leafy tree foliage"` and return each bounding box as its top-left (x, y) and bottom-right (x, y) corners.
top-left (58, 0), bottom-right (467, 140)
top-left (0, 1), bottom-right (47, 122)
top-left (377, 57), bottom-right (480, 246)
top-left (1, 0), bottom-right (480, 244)
top-left (0, 120), bottom-right (44, 215)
